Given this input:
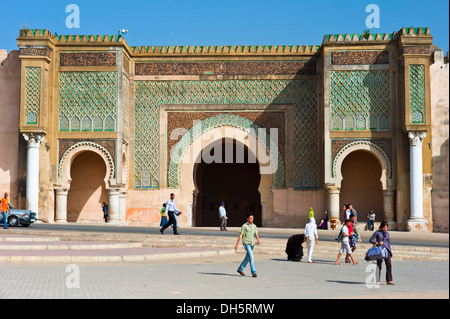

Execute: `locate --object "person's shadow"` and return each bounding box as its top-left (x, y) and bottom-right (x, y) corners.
top-left (326, 280), bottom-right (366, 285)
top-left (199, 272), bottom-right (243, 277)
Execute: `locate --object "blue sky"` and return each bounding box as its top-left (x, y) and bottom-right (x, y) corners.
top-left (0, 0), bottom-right (448, 52)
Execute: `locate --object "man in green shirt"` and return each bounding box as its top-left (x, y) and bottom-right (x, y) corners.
top-left (235, 214), bottom-right (260, 278)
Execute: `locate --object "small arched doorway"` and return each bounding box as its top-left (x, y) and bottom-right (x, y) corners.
top-left (67, 151), bottom-right (108, 222)
top-left (194, 139), bottom-right (262, 227)
top-left (339, 150), bottom-right (383, 222)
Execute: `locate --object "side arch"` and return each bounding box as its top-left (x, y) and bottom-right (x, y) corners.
top-left (58, 141), bottom-right (116, 188)
top-left (332, 141), bottom-right (392, 189)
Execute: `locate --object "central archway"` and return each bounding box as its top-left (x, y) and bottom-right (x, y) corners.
top-left (194, 139), bottom-right (262, 227)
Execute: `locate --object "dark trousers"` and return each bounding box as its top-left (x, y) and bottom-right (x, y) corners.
top-left (220, 217), bottom-right (227, 231)
top-left (376, 256), bottom-right (393, 282)
top-left (160, 211), bottom-right (178, 234)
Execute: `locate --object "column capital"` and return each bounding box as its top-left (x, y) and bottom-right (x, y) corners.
top-left (407, 131), bottom-right (426, 146)
top-left (325, 183), bottom-right (340, 194)
top-left (23, 132), bottom-right (46, 148)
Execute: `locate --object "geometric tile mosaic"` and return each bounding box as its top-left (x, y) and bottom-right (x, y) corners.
top-left (330, 70), bottom-right (390, 131)
top-left (58, 72), bottom-right (117, 131)
top-left (24, 67), bottom-right (41, 125)
top-left (408, 64), bottom-right (425, 124)
top-left (134, 80), bottom-right (319, 190)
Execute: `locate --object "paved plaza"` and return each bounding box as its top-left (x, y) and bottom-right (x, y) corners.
top-left (0, 255), bottom-right (448, 299)
top-left (0, 224), bottom-right (448, 300)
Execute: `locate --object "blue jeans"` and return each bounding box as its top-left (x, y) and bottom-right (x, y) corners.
top-left (1, 212), bottom-right (8, 228)
top-left (238, 244), bottom-right (256, 274)
top-left (367, 220), bottom-right (375, 231)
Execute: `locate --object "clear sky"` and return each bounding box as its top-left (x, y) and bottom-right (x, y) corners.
top-left (0, 0), bottom-right (448, 52)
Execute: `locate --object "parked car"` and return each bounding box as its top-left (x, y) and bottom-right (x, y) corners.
top-left (7, 208), bottom-right (37, 227)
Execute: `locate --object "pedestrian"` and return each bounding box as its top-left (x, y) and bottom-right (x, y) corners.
top-left (160, 203), bottom-right (167, 227)
top-left (349, 203), bottom-right (358, 223)
top-left (159, 193), bottom-right (182, 235)
top-left (102, 202), bottom-right (108, 223)
top-left (369, 221), bottom-right (395, 285)
top-left (285, 234), bottom-right (305, 261)
top-left (219, 202), bottom-right (228, 231)
top-left (345, 204), bottom-right (352, 221)
top-left (346, 213), bottom-right (362, 263)
top-left (235, 213), bottom-right (260, 278)
top-left (309, 207), bottom-right (314, 219)
top-left (304, 217), bottom-right (318, 263)
top-left (367, 210), bottom-right (376, 231)
top-left (1, 193), bottom-right (11, 229)
top-left (341, 204), bottom-right (347, 224)
top-left (335, 219), bottom-right (359, 265)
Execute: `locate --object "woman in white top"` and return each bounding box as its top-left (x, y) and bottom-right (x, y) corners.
top-left (304, 217), bottom-right (318, 263)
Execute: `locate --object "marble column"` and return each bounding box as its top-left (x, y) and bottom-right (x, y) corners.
top-left (407, 131), bottom-right (428, 231)
top-left (23, 133), bottom-right (45, 220)
top-left (326, 184), bottom-right (341, 226)
top-left (54, 188), bottom-right (69, 223)
top-left (107, 188), bottom-right (120, 224)
top-left (119, 190), bottom-right (127, 224)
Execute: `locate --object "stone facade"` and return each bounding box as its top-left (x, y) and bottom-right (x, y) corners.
top-left (0, 27), bottom-right (446, 231)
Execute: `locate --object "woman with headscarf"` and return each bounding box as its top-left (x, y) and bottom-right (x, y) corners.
top-left (304, 217), bottom-right (319, 263)
top-left (285, 234), bottom-right (305, 261)
top-left (369, 221), bottom-right (395, 285)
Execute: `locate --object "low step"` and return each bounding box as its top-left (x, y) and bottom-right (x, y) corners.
top-left (0, 246), bottom-right (235, 263)
top-left (0, 234), bottom-right (61, 242)
top-left (0, 241), bottom-right (142, 250)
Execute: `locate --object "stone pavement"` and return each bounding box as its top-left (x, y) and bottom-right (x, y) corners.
top-left (0, 253), bottom-right (448, 299)
top-left (0, 224), bottom-right (448, 299)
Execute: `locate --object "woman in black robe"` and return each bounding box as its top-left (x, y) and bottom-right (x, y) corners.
top-left (285, 234), bottom-right (305, 261)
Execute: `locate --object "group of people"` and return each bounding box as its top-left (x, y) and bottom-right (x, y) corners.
top-left (143, 194), bottom-right (393, 284)
top-left (284, 205), bottom-right (394, 285)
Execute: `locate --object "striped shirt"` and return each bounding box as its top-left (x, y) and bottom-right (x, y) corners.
top-left (240, 222), bottom-right (258, 246)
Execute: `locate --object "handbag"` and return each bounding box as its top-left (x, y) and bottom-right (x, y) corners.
top-left (365, 245), bottom-right (389, 261)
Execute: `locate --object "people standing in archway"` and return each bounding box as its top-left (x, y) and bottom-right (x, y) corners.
top-left (102, 202), bottom-right (108, 223)
top-left (160, 193), bottom-right (182, 235)
top-left (219, 202), bottom-right (228, 231)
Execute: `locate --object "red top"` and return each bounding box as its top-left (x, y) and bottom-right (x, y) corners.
top-left (348, 222), bottom-right (354, 236)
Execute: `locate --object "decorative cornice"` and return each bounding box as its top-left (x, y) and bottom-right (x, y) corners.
top-left (130, 44), bottom-right (321, 56)
top-left (17, 27), bottom-right (432, 56)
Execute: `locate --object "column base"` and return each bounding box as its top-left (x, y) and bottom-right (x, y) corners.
top-left (406, 219), bottom-right (429, 232)
top-left (106, 220), bottom-right (121, 225)
top-left (54, 219), bottom-right (68, 224)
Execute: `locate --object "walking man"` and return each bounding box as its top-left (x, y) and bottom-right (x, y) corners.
top-left (219, 202), bottom-right (228, 231)
top-left (235, 214), bottom-right (260, 278)
top-left (159, 193), bottom-right (182, 235)
top-left (1, 193), bottom-right (11, 229)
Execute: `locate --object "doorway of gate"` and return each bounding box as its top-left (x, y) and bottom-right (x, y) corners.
top-left (193, 138), bottom-right (262, 227)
